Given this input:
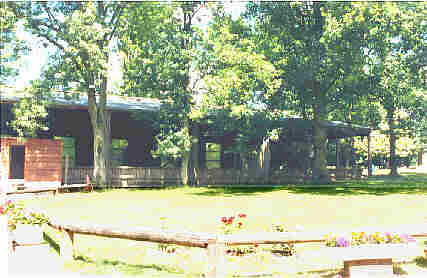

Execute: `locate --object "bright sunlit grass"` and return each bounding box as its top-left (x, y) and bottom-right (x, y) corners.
top-left (20, 172), bottom-right (427, 277)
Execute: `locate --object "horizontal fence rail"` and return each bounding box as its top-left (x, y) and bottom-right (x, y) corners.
top-left (45, 217), bottom-right (427, 278)
top-left (48, 218), bottom-right (215, 248)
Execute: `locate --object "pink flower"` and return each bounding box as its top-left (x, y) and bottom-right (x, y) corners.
top-left (400, 233), bottom-right (409, 242)
top-left (337, 237), bottom-right (350, 247)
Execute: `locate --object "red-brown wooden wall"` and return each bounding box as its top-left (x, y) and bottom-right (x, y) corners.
top-left (0, 137), bottom-right (62, 183)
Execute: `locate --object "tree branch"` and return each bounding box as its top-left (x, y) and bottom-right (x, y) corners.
top-left (106, 4), bottom-right (123, 42)
top-left (41, 4), bottom-right (62, 33)
top-left (33, 30), bottom-right (66, 51)
top-left (31, 18), bottom-right (61, 34)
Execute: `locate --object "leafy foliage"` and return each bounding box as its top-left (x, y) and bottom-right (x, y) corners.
top-left (9, 84), bottom-right (49, 137)
top-left (0, 2), bottom-right (28, 84)
top-left (120, 2), bottom-right (205, 166)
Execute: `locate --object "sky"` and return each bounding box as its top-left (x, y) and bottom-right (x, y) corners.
top-left (12, 1), bottom-right (246, 91)
top-left (15, 22), bottom-right (51, 89)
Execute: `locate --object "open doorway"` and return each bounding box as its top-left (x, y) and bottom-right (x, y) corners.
top-left (10, 145), bottom-right (25, 179)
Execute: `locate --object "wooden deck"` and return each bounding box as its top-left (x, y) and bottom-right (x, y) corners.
top-left (57, 184), bottom-right (93, 193)
top-left (6, 187), bottom-right (58, 195)
top-left (6, 184), bottom-right (92, 196)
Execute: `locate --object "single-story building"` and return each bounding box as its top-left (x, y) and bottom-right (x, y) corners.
top-left (1, 87), bottom-right (371, 186)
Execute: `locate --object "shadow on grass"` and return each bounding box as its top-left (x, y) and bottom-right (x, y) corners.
top-left (43, 231), bottom-right (60, 254)
top-left (393, 264), bottom-right (408, 275)
top-left (190, 186), bottom-right (287, 196)
top-left (189, 182), bottom-right (427, 197)
top-left (93, 186), bottom-right (184, 194)
top-left (415, 256), bottom-right (427, 268)
top-left (73, 254), bottom-right (184, 275)
top-left (296, 268), bottom-right (343, 278)
top-left (89, 173), bottom-right (427, 197)
top-left (284, 186), bottom-right (427, 196)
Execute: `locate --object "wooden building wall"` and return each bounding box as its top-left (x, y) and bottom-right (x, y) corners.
top-left (0, 137), bottom-right (62, 189)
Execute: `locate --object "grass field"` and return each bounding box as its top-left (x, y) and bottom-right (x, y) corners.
top-left (20, 169), bottom-right (427, 277)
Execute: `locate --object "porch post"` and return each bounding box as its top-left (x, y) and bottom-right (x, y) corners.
top-left (105, 110), bottom-right (112, 184)
top-left (64, 155), bottom-right (69, 185)
top-left (336, 139), bottom-right (340, 169)
top-left (367, 134), bottom-right (372, 177)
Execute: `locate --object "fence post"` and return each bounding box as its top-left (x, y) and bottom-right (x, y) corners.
top-left (60, 229), bottom-right (75, 261)
top-left (64, 155), bottom-right (69, 185)
top-left (206, 236), bottom-right (226, 278)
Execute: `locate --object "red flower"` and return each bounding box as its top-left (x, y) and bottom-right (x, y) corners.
top-left (238, 213), bottom-right (246, 218)
top-left (227, 216), bottom-right (234, 225)
top-left (238, 222), bottom-right (243, 228)
top-left (254, 244), bottom-right (259, 247)
top-left (221, 217), bottom-right (227, 223)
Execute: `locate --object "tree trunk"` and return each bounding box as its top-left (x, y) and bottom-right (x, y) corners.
top-left (181, 120), bottom-right (199, 186)
top-left (87, 86), bottom-right (112, 187)
top-left (387, 108), bottom-right (399, 177)
top-left (181, 148), bottom-right (190, 186)
top-left (190, 124), bottom-right (200, 185)
top-left (312, 119), bottom-right (330, 184)
top-left (256, 138), bottom-right (271, 183)
top-left (311, 82), bottom-right (331, 184)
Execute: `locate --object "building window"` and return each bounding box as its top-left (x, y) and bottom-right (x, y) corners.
top-left (112, 139), bottom-right (128, 167)
top-left (206, 143), bottom-right (221, 169)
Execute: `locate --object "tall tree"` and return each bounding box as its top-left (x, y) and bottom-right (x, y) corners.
top-left (197, 10), bottom-right (281, 163)
top-left (361, 2), bottom-right (426, 176)
top-left (14, 1), bottom-right (125, 186)
top-left (121, 2), bottom-right (208, 185)
top-left (246, 2), bottom-right (372, 183)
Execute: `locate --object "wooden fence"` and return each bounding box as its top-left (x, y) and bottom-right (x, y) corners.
top-left (47, 216), bottom-right (427, 278)
top-left (62, 167), bottom-right (362, 186)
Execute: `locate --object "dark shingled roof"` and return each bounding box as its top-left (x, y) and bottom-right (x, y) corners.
top-left (0, 88), bottom-right (161, 112)
top-left (276, 118), bottom-right (371, 139)
top-left (1, 87), bottom-right (370, 139)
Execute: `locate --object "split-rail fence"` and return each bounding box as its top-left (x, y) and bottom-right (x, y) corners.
top-left (47, 217), bottom-right (427, 278)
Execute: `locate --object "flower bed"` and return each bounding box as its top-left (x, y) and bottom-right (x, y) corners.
top-left (218, 214), bottom-right (295, 257)
top-left (1, 199), bottom-right (49, 245)
top-left (325, 231), bottom-right (417, 247)
top-left (324, 231), bottom-right (420, 263)
top-left (1, 200), bottom-right (49, 230)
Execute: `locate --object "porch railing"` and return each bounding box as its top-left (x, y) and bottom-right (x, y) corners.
top-left (62, 167), bottom-right (362, 187)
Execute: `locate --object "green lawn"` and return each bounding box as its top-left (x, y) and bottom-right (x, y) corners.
top-left (21, 171), bottom-right (427, 277)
